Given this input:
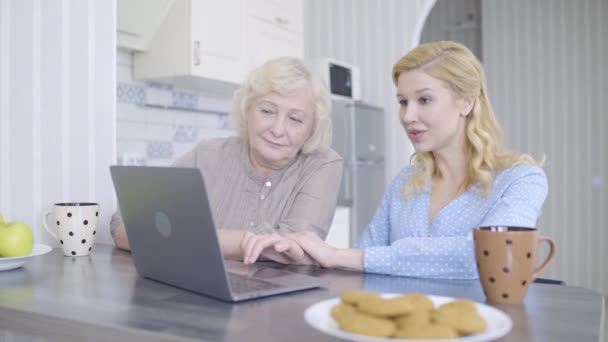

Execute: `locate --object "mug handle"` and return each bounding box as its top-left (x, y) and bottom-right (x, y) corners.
top-left (42, 212), bottom-right (58, 241)
top-left (532, 235), bottom-right (557, 279)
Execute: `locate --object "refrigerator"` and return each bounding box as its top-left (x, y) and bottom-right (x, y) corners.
top-left (331, 99), bottom-right (386, 245)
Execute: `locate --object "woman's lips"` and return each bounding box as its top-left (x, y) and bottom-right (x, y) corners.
top-left (407, 129), bottom-right (426, 143)
top-left (263, 138), bottom-right (286, 147)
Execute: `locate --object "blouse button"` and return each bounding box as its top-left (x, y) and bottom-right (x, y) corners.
top-left (260, 194), bottom-right (265, 200)
top-left (265, 181), bottom-right (271, 187)
top-left (249, 221), bottom-right (254, 227)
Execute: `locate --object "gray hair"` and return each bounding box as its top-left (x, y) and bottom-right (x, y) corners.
top-left (229, 57), bottom-right (332, 154)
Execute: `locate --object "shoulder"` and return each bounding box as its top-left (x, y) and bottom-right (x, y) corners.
top-left (283, 148), bottom-right (343, 184)
top-left (494, 164), bottom-right (548, 194)
top-left (496, 164), bottom-right (547, 184)
top-left (389, 166), bottom-right (416, 189)
top-left (193, 136), bottom-right (242, 160)
top-left (174, 136), bottom-right (241, 167)
top-left (298, 147), bottom-right (343, 167)
top-left (191, 136), bottom-right (241, 154)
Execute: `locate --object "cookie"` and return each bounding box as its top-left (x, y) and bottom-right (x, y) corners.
top-left (437, 299), bottom-right (478, 313)
top-left (357, 296), bottom-right (415, 317)
top-left (338, 312), bottom-right (397, 337)
top-left (330, 303), bottom-right (356, 322)
top-left (431, 306), bottom-right (487, 335)
top-left (394, 309), bottom-right (432, 328)
top-left (392, 293), bottom-right (435, 312)
top-left (340, 290), bottom-right (382, 307)
top-left (393, 323), bottom-right (459, 339)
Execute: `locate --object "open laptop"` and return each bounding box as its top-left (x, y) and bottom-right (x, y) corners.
top-left (110, 165), bottom-right (328, 302)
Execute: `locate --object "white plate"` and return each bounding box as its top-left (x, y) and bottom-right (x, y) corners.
top-left (0, 244), bottom-right (53, 271)
top-left (304, 294), bottom-right (512, 342)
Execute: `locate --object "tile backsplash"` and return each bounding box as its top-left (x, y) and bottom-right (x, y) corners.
top-left (116, 48), bottom-right (235, 166)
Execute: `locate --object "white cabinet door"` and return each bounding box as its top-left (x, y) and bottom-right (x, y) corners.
top-left (245, 18), bottom-right (303, 72)
top-left (117, 0), bottom-right (175, 51)
top-left (131, 0), bottom-right (303, 92)
top-left (247, 0), bottom-right (302, 33)
top-left (190, 0), bottom-right (245, 84)
top-left (133, 0), bottom-right (246, 90)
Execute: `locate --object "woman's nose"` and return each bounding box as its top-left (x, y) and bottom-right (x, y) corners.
top-left (270, 116), bottom-right (286, 136)
top-left (401, 105), bottom-right (417, 124)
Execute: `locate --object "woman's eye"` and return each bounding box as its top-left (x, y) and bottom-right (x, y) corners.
top-left (261, 109), bottom-right (274, 115)
top-left (289, 116), bottom-right (303, 123)
top-left (419, 96), bottom-right (431, 104)
top-left (398, 99), bottom-right (408, 106)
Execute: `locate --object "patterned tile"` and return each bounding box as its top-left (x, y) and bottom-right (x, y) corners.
top-left (145, 87), bottom-right (173, 107)
top-left (173, 91), bottom-right (198, 110)
top-left (117, 83), bottom-right (145, 105)
top-left (146, 141), bottom-right (174, 159)
top-left (173, 125), bottom-right (198, 143)
top-left (118, 153), bottom-right (146, 166)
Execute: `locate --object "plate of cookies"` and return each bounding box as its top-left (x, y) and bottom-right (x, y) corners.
top-left (304, 291), bottom-right (512, 341)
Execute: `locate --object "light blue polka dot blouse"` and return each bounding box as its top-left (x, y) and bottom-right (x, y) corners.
top-left (353, 164), bottom-right (548, 279)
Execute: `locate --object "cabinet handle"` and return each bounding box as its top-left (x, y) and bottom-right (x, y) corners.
top-left (274, 17), bottom-right (288, 26)
top-left (193, 40), bottom-right (201, 66)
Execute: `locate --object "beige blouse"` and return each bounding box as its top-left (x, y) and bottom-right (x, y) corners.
top-left (110, 137), bottom-right (343, 239)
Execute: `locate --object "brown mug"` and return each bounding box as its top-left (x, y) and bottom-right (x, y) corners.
top-left (474, 226), bottom-right (556, 304)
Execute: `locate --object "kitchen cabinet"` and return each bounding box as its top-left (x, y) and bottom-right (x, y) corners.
top-left (245, 0), bottom-right (303, 71)
top-left (133, 0), bottom-right (246, 93)
top-left (129, 0), bottom-right (303, 93)
top-left (247, 0), bottom-right (302, 34)
top-left (117, 0), bottom-right (175, 51)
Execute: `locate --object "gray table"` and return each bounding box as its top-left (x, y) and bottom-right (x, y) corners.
top-left (0, 245), bottom-right (605, 342)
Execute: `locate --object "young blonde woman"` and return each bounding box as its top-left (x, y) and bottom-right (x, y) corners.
top-left (243, 41), bottom-right (548, 279)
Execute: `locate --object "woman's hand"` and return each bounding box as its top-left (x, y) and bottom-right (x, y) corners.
top-left (287, 231), bottom-right (338, 268)
top-left (289, 231), bottom-right (364, 271)
top-left (240, 232), bottom-right (312, 265)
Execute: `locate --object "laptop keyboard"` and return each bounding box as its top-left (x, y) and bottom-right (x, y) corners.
top-left (228, 272), bottom-right (282, 293)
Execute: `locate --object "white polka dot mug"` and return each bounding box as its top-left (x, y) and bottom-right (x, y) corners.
top-left (42, 203), bottom-right (99, 256)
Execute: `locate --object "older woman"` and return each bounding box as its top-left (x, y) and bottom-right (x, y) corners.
top-left (111, 57), bottom-right (343, 262)
top-left (244, 41), bottom-right (548, 279)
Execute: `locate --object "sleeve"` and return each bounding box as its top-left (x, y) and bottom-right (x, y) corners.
top-left (358, 166), bottom-right (548, 280)
top-left (109, 210), bottom-right (123, 239)
top-left (275, 158), bottom-right (343, 239)
top-left (480, 166), bottom-right (548, 227)
top-left (172, 143), bottom-right (200, 167)
top-left (363, 237), bottom-right (478, 279)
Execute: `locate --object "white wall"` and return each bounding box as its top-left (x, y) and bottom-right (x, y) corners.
top-left (482, 0), bottom-right (608, 294)
top-left (0, 0), bottom-right (116, 246)
top-left (303, 0), bottom-right (431, 184)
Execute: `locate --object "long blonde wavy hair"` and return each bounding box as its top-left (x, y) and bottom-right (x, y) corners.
top-left (392, 41), bottom-right (539, 198)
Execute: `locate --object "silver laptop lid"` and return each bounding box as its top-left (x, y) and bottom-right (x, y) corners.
top-left (110, 166), bottom-right (327, 302)
top-left (110, 166), bottom-right (233, 300)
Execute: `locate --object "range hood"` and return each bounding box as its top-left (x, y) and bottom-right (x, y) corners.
top-left (117, 0), bottom-right (175, 51)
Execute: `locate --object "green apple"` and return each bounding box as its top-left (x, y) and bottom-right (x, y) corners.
top-left (0, 221), bottom-right (34, 257)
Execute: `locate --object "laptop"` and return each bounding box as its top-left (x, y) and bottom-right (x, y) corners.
top-left (110, 165), bottom-right (328, 302)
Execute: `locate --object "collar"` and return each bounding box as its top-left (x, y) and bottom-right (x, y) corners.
top-left (239, 140), bottom-right (300, 183)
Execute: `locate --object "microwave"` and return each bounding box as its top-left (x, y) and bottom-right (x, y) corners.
top-left (309, 58), bottom-right (361, 100)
